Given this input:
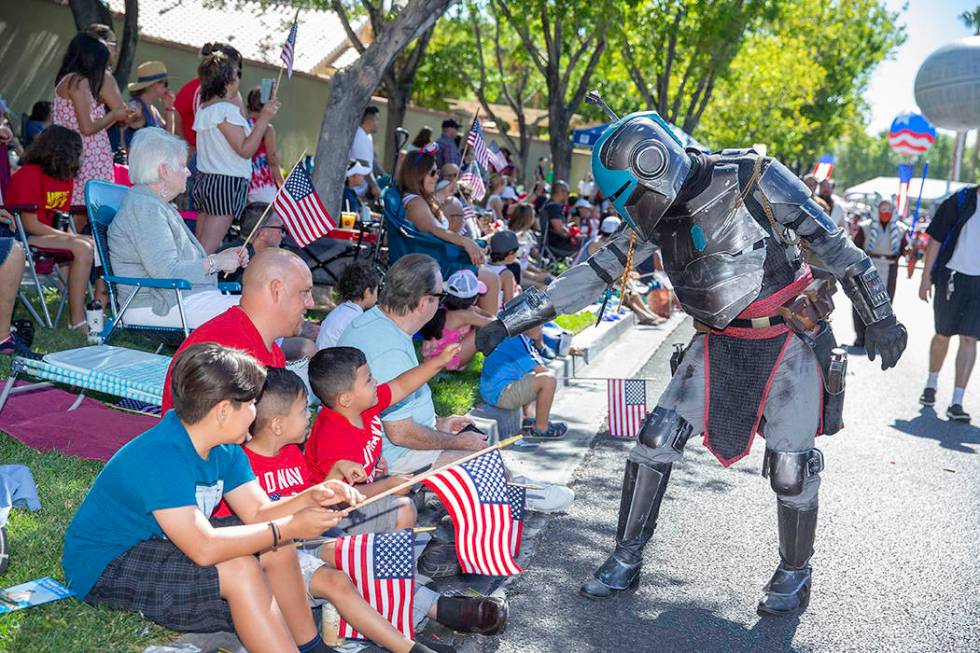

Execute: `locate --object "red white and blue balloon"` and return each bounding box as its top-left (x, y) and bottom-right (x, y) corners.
top-left (887, 112), bottom-right (937, 157)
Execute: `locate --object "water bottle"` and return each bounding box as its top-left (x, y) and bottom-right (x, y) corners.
top-left (320, 601), bottom-right (344, 646)
top-left (85, 299), bottom-right (104, 344)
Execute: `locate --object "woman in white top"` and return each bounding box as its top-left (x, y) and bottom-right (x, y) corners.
top-left (486, 174), bottom-right (506, 221)
top-left (397, 145), bottom-right (500, 315)
top-left (192, 52), bottom-right (280, 254)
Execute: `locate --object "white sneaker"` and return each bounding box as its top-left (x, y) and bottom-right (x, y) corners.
top-left (512, 475), bottom-right (575, 513)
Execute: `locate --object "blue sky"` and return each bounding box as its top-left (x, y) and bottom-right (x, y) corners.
top-left (865, 0), bottom-right (976, 135)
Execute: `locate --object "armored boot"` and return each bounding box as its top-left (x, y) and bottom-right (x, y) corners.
top-left (758, 503), bottom-right (818, 616)
top-left (580, 460), bottom-right (672, 600)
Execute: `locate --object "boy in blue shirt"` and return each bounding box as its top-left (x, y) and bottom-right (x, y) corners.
top-left (479, 328), bottom-right (568, 439)
top-left (63, 343), bottom-right (360, 653)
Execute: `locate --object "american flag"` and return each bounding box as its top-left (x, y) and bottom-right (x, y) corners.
top-left (462, 202), bottom-right (477, 222)
top-left (506, 484), bottom-right (525, 558)
top-left (812, 154), bottom-right (834, 182)
top-left (487, 141), bottom-right (509, 173)
top-left (334, 529), bottom-right (415, 640)
top-left (460, 162), bottom-right (486, 202)
top-left (422, 450), bottom-right (523, 576)
top-left (273, 165), bottom-right (334, 247)
top-left (466, 117), bottom-right (491, 169)
top-left (281, 18), bottom-right (298, 79)
top-left (896, 162), bottom-right (914, 218)
top-left (608, 379), bottom-right (647, 438)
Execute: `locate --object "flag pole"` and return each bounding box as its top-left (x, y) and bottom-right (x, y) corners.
top-left (905, 161), bottom-right (929, 278)
top-left (239, 150), bottom-right (306, 251)
top-left (295, 526), bottom-right (437, 549)
top-left (349, 435), bottom-right (524, 512)
top-left (274, 7), bottom-right (301, 96)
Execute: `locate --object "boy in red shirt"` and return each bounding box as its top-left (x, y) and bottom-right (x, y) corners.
top-left (305, 344), bottom-right (461, 494)
top-left (223, 367), bottom-right (505, 648)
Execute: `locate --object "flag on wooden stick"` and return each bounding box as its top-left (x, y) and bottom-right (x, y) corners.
top-left (466, 117), bottom-right (491, 169)
top-left (608, 379), bottom-right (647, 438)
top-left (422, 450), bottom-right (523, 576)
top-left (273, 164), bottom-right (334, 247)
top-left (280, 18), bottom-right (298, 79)
top-left (334, 529), bottom-right (415, 640)
top-left (460, 162), bottom-right (486, 202)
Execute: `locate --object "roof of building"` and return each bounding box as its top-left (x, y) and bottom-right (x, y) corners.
top-left (106, 0), bottom-right (364, 76)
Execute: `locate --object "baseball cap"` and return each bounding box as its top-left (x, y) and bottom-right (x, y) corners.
top-left (600, 216), bottom-right (622, 234)
top-left (574, 197), bottom-right (592, 209)
top-left (346, 160), bottom-right (371, 177)
top-left (445, 269), bottom-right (487, 299)
top-left (490, 229), bottom-right (520, 255)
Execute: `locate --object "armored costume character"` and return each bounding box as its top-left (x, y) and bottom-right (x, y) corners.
top-left (476, 106), bottom-right (907, 616)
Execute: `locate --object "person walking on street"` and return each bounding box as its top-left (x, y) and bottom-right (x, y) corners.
top-left (918, 186), bottom-right (979, 422)
top-left (852, 199), bottom-right (907, 349)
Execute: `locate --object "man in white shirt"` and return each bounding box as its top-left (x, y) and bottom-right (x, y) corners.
top-left (817, 178), bottom-right (847, 229)
top-left (349, 106), bottom-right (381, 199)
top-left (918, 185), bottom-right (979, 422)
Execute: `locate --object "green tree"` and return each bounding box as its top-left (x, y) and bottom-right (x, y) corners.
top-left (833, 128), bottom-right (954, 191)
top-left (611, 0), bottom-right (772, 134)
top-left (698, 0), bottom-right (904, 170)
top-left (492, 0), bottom-right (613, 182)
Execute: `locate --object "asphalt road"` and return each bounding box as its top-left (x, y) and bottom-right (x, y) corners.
top-left (473, 275), bottom-right (980, 653)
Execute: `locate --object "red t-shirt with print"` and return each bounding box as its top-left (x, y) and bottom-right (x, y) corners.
top-left (6, 163), bottom-right (73, 228)
top-left (305, 383), bottom-right (392, 484)
top-left (213, 443), bottom-right (312, 518)
top-left (161, 306), bottom-right (286, 413)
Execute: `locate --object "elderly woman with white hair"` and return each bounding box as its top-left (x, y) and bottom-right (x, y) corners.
top-left (108, 127), bottom-right (247, 329)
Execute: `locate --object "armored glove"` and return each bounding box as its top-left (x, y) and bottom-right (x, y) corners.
top-left (475, 320), bottom-right (510, 356)
top-left (864, 315), bottom-right (907, 370)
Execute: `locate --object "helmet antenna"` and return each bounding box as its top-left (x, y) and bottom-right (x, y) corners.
top-left (585, 90), bottom-right (619, 122)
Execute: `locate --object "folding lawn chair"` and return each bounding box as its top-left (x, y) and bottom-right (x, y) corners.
top-left (85, 181), bottom-right (240, 346)
top-left (2, 203), bottom-right (71, 328)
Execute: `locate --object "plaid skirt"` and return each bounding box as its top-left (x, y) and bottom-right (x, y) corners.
top-left (86, 538), bottom-right (234, 633)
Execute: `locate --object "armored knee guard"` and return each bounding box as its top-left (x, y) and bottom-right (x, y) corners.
top-left (638, 407), bottom-right (694, 455)
top-left (581, 459), bottom-right (672, 600)
top-left (758, 448), bottom-right (822, 617)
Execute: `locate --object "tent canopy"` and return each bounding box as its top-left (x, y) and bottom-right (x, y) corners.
top-left (844, 177), bottom-right (970, 205)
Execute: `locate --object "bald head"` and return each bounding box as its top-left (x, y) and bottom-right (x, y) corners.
top-left (242, 248), bottom-right (309, 292)
top-left (240, 248), bottom-right (314, 340)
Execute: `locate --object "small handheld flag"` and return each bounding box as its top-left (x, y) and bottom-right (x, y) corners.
top-left (466, 117), bottom-right (492, 170)
top-left (280, 18), bottom-right (298, 79)
top-left (460, 162), bottom-right (487, 202)
top-left (274, 165), bottom-right (334, 247)
top-left (488, 141), bottom-right (509, 173)
top-left (812, 154), bottom-right (834, 182)
top-left (506, 484), bottom-right (526, 557)
top-left (422, 450), bottom-right (523, 576)
top-left (335, 529), bottom-right (415, 639)
top-left (608, 379), bottom-right (647, 438)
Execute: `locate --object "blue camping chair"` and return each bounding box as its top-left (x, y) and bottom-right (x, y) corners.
top-left (85, 181), bottom-right (240, 345)
top-left (380, 186), bottom-right (475, 278)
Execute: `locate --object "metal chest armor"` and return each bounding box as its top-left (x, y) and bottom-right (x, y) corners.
top-left (652, 153), bottom-right (770, 330)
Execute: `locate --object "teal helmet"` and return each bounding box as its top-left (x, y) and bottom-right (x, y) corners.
top-left (591, 111), bottom-right (691, 240)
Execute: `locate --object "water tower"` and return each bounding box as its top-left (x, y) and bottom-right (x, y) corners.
top-left (914, 35), bottom-right (980, 180)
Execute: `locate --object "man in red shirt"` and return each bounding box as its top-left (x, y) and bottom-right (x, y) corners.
top-left (161, 248), bottom-right (314, 412)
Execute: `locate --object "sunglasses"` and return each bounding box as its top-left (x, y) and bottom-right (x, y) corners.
top-left (261, 225), bottom-right (287, 234)
top-left (427, 291), bottom-right (449, 302)
top-left (427, 169), bottom-right (439, 178)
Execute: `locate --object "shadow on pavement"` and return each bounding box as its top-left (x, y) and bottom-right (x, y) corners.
top-left (891, 409), bottom-right (979, 454)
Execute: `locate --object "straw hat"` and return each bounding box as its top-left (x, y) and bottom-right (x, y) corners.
top-left (128, 61), bottom-right (168, 92)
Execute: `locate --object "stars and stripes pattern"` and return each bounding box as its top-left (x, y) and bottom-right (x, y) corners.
top-left (273, 165), bottom-right (334, 247)
top-left (608, 379), bottom-right (647, 438)
top-left (334, 529), bottom-right (415, 640)
top-left (462, 202), bottom-right (477, 222)
top-left (281, 19), bottom-right (298, 79)
top-left (422, 450), bottom-right (523, 576)
top-left (488, 141), bottom-right (509, 173)
top-left (460, 162), bottom-right (486, 202)
top-left (895, 162), bottom-right (914, 218)
top-left (506, 484), bottom-right (525, 558)
top-left (812, 154), bottom-right (834, 182)
top-left (466, 117), bottom-right (491, 169)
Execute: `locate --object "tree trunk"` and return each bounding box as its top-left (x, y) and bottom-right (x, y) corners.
top-left (114, 0), bottom-right (139, 87)
top-left (312, 0), bottom-right (453, 218)
top-left (380, 77), bottom-right (412, 172)
top-left (548, 104), bottom-right (573, 183)
top-left (67, 0), bottom-right (112, 30)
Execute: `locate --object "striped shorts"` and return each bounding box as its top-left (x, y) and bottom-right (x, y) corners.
top-left (192, 172), bottom-right (248, 220)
